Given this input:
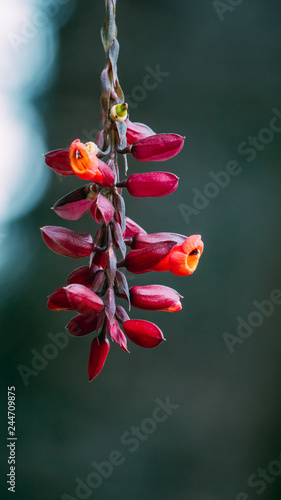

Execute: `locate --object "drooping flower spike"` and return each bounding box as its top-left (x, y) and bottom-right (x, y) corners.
top-left (41, 0), bottom-right (204, 381)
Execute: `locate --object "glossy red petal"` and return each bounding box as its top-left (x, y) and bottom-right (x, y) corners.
top-left (67, 266), bottom-right (94, 288)
top-left (124, 241), bottom-right (176, 273)
top-left (97, 160), bottom-right (115, 187)
top-left (123, 216), bottom-right (147, 238)
top-left (47, 287), bottom-right (73, 311)
top-left (55, 199), bottom-right (93, 220)
top-left (132, 232), bottom-right (186, 249)
top-left (107, 319), bottom-right (129, 352)
top-left (90, 193), bottom-right (115, 226)
top-left (44, 149), bottom-right (73, 176)
top-left (130, 285), bottom-right (182, 311)
top-left (123, 320), bottom-right (165, 348)
top-left (131, 133), bottom-right (185, 162)
top-left (64, 284), bottom-right (104, 314)
top-left (41, 226), bottom-right (94, 258)
top-left (91, 252), bottom-right (107, 270)
top-left (88, 337), bottom-right (110, 381)
top-left (53, 185), bottom-right (95, 220)
top-left (125, 172), bottom-right (179, 197)
top-left (66, 313), bottom-right (99, 336)
top-left (126, 119), bottom-right (155, 146)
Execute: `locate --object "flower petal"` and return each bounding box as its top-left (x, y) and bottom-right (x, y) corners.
top-left (64, 284), bottom-right (104, 314)
top-left (41, 226), bottom-right (94, 258)
top-left (124, 241), bottom-right (176, 273)
top-left (88, 337), bottom-right (110, 381)
top-left (47, 287), bottom-right (73, 311)
top-left (44, 148), bottom-right (73, 175)
top-left (107, 319), bottom-right (129, 352)
top-left (131, 133), bottom-right (185, 162)
top-left (66, 313), bottom-right (99, 336)
top-left (123, 320), bottom-right (165, 348)
top-left (126, 119), bottom-right (155, 146)
top-left (123, 216), bottom-right (147, 238)
top-left (130, 285), bottom-right (182, 312)
top-left (69, 139), bottom-right (102, 182)
top-left (132, 231), bottom-right (186, 249)
top-left (52, 185), bottom-right (96, 220)
top-left (90, 193), bottom-right (115, 226)
top-left (169, 235), bottom-right (204, 276)
top-left (125, 172), bottom-right (179, 197)
top-left (67, 266), bottom-right (94, 288)
top-left (97, 160), bottom-right (115, 187)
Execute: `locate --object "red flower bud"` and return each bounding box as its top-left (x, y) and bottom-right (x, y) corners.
top-left (123, 320), bottom-right (165, 348)
top-left (126, 119), bottom-right (155, 146)
top-left (44, 148), bottom-right (73, 176)
top-left (90, 193), bottom-right (115, 226)
top-left (123, 172), bottom-right (179, 197)
top-left (47, 287), bottom-right (73, 311)
top-left (69, 139), bottom-right (103, 182)
top-left (131, 133), bottom-right (185, 162)
top-left (67, 266), bottom-right (94, 288)
top-left (66, 313), bottom-right (99, 336)
top-left (123, 216), bottom-right (147, 238)
top-left (88, 337), bottom-right (110, 381)
top-left (64, 284), bottom-right (104, 314)
top-left (41, 226), bottom-right (94, 258)
top-left (124, 241), bottom-right (176, 274)
top-left (130, 285), bottom-right (182, 312)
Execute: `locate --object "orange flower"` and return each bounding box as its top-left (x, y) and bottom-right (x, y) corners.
top-left (69, 139), bottom-right (103, 182)
top-left (150, 234), bottom-right (204, 276)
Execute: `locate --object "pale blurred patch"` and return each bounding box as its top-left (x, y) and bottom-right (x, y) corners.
top-left (0, 0), bottom-right (75, 299)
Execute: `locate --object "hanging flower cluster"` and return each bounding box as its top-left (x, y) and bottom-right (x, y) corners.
top-left (41, 0), bottom-right (204, 381)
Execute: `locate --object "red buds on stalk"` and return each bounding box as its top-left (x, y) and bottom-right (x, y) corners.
top-left (41, 1), bottom-right (204, 381)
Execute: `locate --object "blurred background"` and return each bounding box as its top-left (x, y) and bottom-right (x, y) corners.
top-left (1, 0), bottom-right (281, 499)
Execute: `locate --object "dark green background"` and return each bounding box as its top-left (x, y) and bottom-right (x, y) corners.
top-left (1, 1), bottom-right (281, 499)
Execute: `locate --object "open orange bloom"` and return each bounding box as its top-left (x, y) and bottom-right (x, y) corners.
top-left (150, 234), bottom-right (204, 276)
top-left (69, 139), bottom-right (103, 182)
